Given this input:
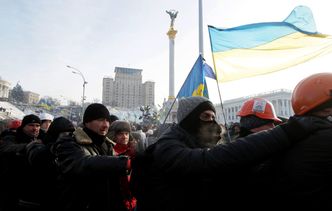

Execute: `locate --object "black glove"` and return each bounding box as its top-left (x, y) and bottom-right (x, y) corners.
top-left (279, 115), bottom-right (331, 142)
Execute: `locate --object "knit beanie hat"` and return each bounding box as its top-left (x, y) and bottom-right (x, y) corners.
top-left (177, 96), bottom-right (215, 123)
top-left (240, 115), bottom-right (273, 130)
top-left (47, 117), bottom-right (75, 136)
top-left (21, 114), bottom-right (41, 127)
top-left (44, 117), bottom-right (75, 144)
top-left (83, 103), bottom-right (110, 124)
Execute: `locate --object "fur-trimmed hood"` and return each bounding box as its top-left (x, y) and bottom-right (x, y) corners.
top-left (73, 127), bottom-right (116, 145)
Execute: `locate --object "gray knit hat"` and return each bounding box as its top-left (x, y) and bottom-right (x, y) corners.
top-left (177, 96), bottom-right (211, 123)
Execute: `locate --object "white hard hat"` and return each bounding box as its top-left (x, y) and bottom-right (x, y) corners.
top-left (39, 113), bottom-right (54, 121)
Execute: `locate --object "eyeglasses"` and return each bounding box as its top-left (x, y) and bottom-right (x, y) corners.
top-left (199, 110), bottom-right (216, 122)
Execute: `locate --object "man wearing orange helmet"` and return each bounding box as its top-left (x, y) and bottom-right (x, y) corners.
top-left (256, 73), bottom-right (332, 209)
top-left (237, 97), bottom-right (282, 137)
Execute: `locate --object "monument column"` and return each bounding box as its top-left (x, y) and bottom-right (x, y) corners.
top-left (162, 9), bottom-right (179, 123)
top-left (166, 10), bottom-right (178, 100)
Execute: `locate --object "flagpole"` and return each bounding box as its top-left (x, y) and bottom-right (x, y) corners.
top-left (199, 0), bottom-right (231, 142)
top-left (216, 80), bottom-right (232, 142)
top-left (198, 0), bottom-right (204, 57)
top-left (208, 26), bottom-right (232, 143)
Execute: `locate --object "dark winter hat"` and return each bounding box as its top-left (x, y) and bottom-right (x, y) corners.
top-left (47, 117), bottom-right (75, 136)
top-left (110, 114), bottom-right (119, 122)
top-left (21, 114), bottom-right (41, 128)
top-left (83, 103), bottom-right (110, 124)
top-left (44, 117), bottom-right (75, 145)
top-left (240, 115), bottom-right (273, 130)
top-left (177, 96), bottom-right (215, 123)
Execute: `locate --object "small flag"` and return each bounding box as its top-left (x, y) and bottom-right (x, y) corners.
top-left (177, 55), bottom-right (212, 98)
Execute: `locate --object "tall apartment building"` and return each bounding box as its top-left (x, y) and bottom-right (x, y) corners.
top-left (102, 67), bottom-right (155, 108)
top-left (215, 89), bottom-right (293, 124)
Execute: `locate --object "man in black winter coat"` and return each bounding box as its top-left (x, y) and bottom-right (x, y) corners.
top-left (54, 103), bottom-right (132, 211)
top-left (26, 116), bottom-right (75, 211)
top-left (0, 114), bottom-right (42, 210)
top-left (131, 96), bottom-right (329, 211)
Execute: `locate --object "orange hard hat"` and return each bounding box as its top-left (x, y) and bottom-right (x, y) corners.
top-left (237, 98), bottom-right (282, 123)
top-left (292, 72), bottom-right (332, 115)
top-left (8, 119), bottom-right (22, 129)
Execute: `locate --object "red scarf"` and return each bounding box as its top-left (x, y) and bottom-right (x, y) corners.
top-left (113, 143), bottom-right (137, 210)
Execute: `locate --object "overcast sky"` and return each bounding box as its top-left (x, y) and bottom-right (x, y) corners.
top-left (1, 0), bottom-right (332, 106)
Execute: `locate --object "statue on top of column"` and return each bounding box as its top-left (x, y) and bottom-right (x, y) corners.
top-left (166, 10), bottom-right (178, 28)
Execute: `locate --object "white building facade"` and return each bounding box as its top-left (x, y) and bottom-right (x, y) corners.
top-left (102, 67), bottom-right (155, 109)
top-left (23, 91), bottom-right (39, 105)
top-left (0, 78), bottom-right (10, 99)
top-left (215, 89), bottom-right (293, 124)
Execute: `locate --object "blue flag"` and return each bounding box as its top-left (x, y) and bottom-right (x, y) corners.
top-left (177, 55), bottom-right (213, 98)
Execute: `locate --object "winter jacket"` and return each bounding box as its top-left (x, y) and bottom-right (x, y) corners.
top-left (54, 127), bottom-right (130, 211)
top-left (0, 127), bottom-right (42, 210)
top-left (25, 117), bottom-right (75, 211)
top-left (256, 118), bottom-right (332, 209)
top-left (132, 122), bottom-right (304, 211)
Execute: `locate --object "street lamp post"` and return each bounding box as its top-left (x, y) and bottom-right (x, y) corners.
top-left (66, 65), bottom-right (88, 122)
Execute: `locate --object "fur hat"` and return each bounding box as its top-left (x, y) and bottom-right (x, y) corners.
top-left (21, 114), bottom-right (41, 128)
top-left (110, 120), bottom-right (131, 132)
top-left (108, 120), bottom-right (131, 140)
top-left (177, 96), bottom-right (215, 123)
top-left (83, 103), bottom-right (110, 124)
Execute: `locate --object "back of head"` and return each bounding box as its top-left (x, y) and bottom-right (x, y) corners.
top-left (44, 117), bottom-right (75, 144)
top-left (237, 98), bottom-right (281, 123)
top-left (47, 117), bottom-right (75, 136)
top-left (83, 103), bottom-right (110, 124)
top-left (292, 72), bottom-right (332, 115)
top-left (39, 113), bottom-right (54, 121)
top-left (110, 114), bottom-right (119, 122)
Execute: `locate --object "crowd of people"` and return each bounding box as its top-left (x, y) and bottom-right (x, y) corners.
top-left (1, 72), bottom-right (332, 210)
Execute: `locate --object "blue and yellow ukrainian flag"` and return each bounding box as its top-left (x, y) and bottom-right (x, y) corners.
top-left (177, 55), bottom-right (213, 98)
top-left (208, 5), bottom-right (332, 82)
